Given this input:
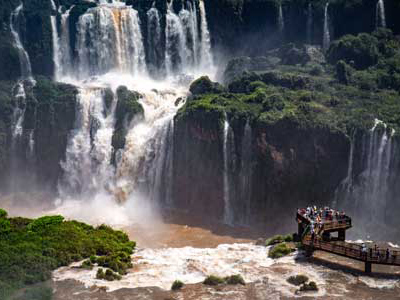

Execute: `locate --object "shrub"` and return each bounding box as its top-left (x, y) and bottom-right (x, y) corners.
top-left (225, 274), bottom-right (245, 285)
top-left (96, 268), bottom-right (105, 280)
top-left (80, 259), bottom-right (93, 269)
top-left (299, 281), bottom-right (318, 292)
top-left (0, 208), bottom-right (7, 219)
top-left (265, 234), bottom-right (293, 246)
top-left (171, 280), bottom-right (184, 290)
top-left (262, 94), bottom-right (285, 111)
top-left (104, 269), bottom-right (122, 281)
top-left (268, 242), bottom-right (294, 259)
top-left (203, 275), bottom-right (225, 286)
top-left (309, 64), bottom-right (324, 76)
top-left (327, 33), bottom-right (379, 70)
top-left (287, 274), bottom-right (309, 286)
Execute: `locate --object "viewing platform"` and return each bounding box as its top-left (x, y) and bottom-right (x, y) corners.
top-left (297, 207), bottom-right (400, 273)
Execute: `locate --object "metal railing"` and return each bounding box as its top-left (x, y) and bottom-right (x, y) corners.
top-left (303, 235), bottom-right (400, 266)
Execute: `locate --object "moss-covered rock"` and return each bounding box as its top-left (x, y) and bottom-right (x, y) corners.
top-left (111, 86), bottom-right (144, 162)
top-left (189, 76), bottom-right (225, 95)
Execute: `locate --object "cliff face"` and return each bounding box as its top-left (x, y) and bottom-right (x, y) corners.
top-left (0, 79), bottom-right (78, 193)
top-left (172, 110), bottom-right (349, 226)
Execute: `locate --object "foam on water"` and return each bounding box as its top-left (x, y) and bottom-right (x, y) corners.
top-left (54, 245), bottom-right (328, 297)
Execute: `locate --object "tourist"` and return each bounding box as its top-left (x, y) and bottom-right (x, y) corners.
top-left (386, 248), bottom-right (390, 261)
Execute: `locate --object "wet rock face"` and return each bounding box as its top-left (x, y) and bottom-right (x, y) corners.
top-left (172, 109), bottom-right (225, 220)
top-left (172, 112), bottom-right (349, 226)
top-left (0, 79), bottom-right (78, 192)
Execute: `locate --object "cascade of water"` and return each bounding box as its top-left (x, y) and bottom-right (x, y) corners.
top-left (113, 88), bottom-right (185, 204)
top-left (76, 5), bottom-right (146, 78)
top-left (179, 5), bottom-right (196, 69)
top-left (307, 2), bottom-right (313, 44)
top-left (165, 0), bottom-right (186, 76)
top-left (240, 120), bottom-right (252, 225)
top-left (59, 6), bottom-right (74, 78)
top-left (277, 2), bottom-right (284, 34)
top-left (147, 2), bottom-right (162, 71)
top-left (10, 4), bottom-right (33, 81)
top-left (337, 120), bottom-right (395, 229)
top-left (223, 117), bottom-right (234, 225)
top-left (50, 0), bottom-right (57, 11)
top-left (323, 2), bottom-right (331, 50)
top-left (11, 82), bottom-right (26, 138)
top-left (51, 15), bottom-right (61, 80)
top-left (376, 0), bottom-right (386, 28)
top-left (198, 0), bottom-right (213, 72)
top-left (59, 88), bottom-right (117, 198)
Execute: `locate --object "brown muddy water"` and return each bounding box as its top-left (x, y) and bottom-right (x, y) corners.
top-left (52, 216), bottom-right (400, 300)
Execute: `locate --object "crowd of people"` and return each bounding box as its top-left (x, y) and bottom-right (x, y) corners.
top-left (298, 206), bottom-right (348, 224)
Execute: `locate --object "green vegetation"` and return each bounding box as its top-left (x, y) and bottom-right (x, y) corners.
top-left (178, 29), bottom-right (400, 136)
top-left (265, 234), bottom-right (293, 246)
top-left (0, 209), bottom-right (136, 299)
top-left (96, 268), bottom-right (122, 281)
top-left (287, 274), bottom-right (309, 286)
top-left (171, 280), bottom-right (184, 290)
top-left (224, 274), bottom-right (246, 285)
top-left (203, 275), bottom-right (225, 286)
top-left (299, 281), bottom-right (318, 292)
top-left (203, 274), bottom-right (245, 286)
top-left (268, 242), bottom-right (294, 259)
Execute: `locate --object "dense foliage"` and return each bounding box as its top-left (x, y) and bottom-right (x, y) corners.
top-left (178, 29), bottom-right (400, 136)
top-left (0, 210), bottom-right (135, 299)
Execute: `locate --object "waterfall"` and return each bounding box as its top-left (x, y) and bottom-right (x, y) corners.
top-left (376, 0), bottom-right (386, 28)
top-left (337, 120), bottom-right (395, 231)
top-left (165, 1), bottom-right (186, 75)
top-left (59, 6), bottom-right (74, 78)
top-left (179, 5), bottom-right (197, 69)
top-left (277, 2), bottom-right (284, 34)
top-left (51, 15), bottom-right (61, 80)
top-left (147, 3), bottom-right (162, 72)
top-left (50, 0), bottom-right (57, 11)
top-left (307, 2), bottom-right (313, 44)
top-left (323, 2), bottom-right (331, 50)
top-left (59, 88), bottom-right (117, 198)
top-left (10, 3), bottom-right (35, 141)
top-left (76, 5), bottom-right (146, 78)
top-left (10, 4), bottom-right (33, 81)
top-left (113, 88), bottom-right (185, 204)
top-left (223, 117), bottom-right (234, 225)
top-left (199, 0), bottom-right (213, 71)
top-left (240, 120), bottom-right (253, 225)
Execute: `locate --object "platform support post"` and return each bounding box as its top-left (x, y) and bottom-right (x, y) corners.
top-left (365, 262), bottom-right (372, 274)
top-left (338, 229), bottom-right (346, 241)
